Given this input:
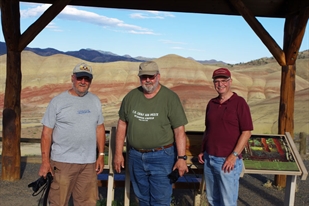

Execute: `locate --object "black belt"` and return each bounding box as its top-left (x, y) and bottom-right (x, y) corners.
top-left (132, 143), bottom-right (174, 153)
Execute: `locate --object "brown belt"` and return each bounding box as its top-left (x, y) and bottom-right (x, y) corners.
top-left (132, 143), bottom-right (174, 153)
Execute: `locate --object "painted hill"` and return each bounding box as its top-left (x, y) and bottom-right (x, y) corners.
top-left (0, 50), bottom-right (308, 138)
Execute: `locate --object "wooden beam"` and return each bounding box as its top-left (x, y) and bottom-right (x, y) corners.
top-left (275, 64), bottom-right (296, 187)
top-left (1, 0), bottom-right (22, 181)
top-left (283, 7), bottom-right (309, 65)
top-left (19, 0), bottom-right (72, 51)
top-left (287, 0), bottom-right (309, 18)
top-left (274, 7), bottom-right (308, 187)
top-left (229, 0), bottom-right (286, 66)
top-left (20, 0), bottom-right (309, 18)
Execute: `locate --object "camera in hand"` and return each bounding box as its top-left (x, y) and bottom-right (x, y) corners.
top-left (28, 172), bottom-right (53, 193)
top-left (168, 169), bottom-right (180, 183)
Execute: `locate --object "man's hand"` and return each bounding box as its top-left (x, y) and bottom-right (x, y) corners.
top-left (114, 119), bottom-right (127, 173)
top-left (113, 153), bottom-right (125, 173)
top-left (173, 159), bottom-right (188, 177)
top-left (96, 155), bottom-right (104, 174)
top-left (39, 162), bottom-right (53, 178)
top-left (198, 152), bottom-right (204, 164)
top-left (222, 154), bottom-right (237, 173)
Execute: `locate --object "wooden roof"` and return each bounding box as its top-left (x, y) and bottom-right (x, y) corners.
top-left (21, 0), bottom-right (309, 18)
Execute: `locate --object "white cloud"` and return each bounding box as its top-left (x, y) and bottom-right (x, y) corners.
top-left (128, 30), bottom-right (160, 35)
top-left (46, 22), bottom-right (62, 32)
top-left (20, 4), bottom-right (49, 18)
top-left (20, 4), bottom-right (155, 34)
top-left (145, 11), bottom-right (175, 18)
top-left (130, 11), bottom-right (175, 19)
top-left (130, 13), bottom-right (163, 19)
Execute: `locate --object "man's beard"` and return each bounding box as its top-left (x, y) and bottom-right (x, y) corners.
top-left (142, 80), bottom-right (159, 94)
top-left (73, 85), bottom-right (88, 97)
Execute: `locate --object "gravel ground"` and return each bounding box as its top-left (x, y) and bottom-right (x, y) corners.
top-left (0, 160), bottom-right (308, 206)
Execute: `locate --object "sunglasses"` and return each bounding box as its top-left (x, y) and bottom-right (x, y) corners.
top-left (140, 74), bottom-right (157, 80)
top-left (76, 76), bottom-right (91, 82)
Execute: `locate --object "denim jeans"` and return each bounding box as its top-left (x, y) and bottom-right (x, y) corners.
top-left (203, 151), bottom-right (243, 206)
top-left (129, 145), bottom-right (176, 206)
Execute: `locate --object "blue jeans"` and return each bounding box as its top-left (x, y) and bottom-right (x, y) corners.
top-left (129, 145), bottom-right (176, 206)
top-left (203, 151), bottom-right (242, 206)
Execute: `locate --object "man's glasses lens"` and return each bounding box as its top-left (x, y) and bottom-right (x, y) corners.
top-left (76, 76), bottom-right (91, 82)
top-left (213, 78), bottom-right (230, 84)
top-left (140, 75), bottom-right (156, 80)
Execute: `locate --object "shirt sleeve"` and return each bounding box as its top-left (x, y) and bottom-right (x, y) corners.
top-left (238, 97), bottom-right (254, 131)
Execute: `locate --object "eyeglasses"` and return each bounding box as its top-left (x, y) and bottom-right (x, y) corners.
top-left (140, 74), bottom-right (157, 80)
top-left (76, 76), bottom-right (91, 82)
top-left (213, 78), bottom-right (230, 85)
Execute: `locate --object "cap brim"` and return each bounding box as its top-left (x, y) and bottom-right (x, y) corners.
top-left (74, 72), bottom-right (93, 79)
top-left (213, 75), bottom-right (230, 79)
top-left (138, 71), bottom-right (157, 76)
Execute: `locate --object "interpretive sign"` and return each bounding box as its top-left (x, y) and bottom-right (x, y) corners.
top-left (241, 132), bottom-right (308, 206)
top-left (242, 134), bottom-right (299, 171)
top-left (241, 133), bottom-right (307, 179)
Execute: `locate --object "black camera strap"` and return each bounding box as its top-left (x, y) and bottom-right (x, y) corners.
top-left (42, 174), bottom-right (52, 206)
top-left (30, 173), bottom-right (53, 206)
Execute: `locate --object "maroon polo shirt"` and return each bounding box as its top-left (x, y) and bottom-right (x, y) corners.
top-left (202, 92), bottom-right (253, 157)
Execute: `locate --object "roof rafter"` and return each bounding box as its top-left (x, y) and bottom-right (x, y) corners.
top-left (21, 0), bottom-right (309, 18)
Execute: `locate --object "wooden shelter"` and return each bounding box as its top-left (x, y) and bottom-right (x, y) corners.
top-left (1, 0), bottom-right (308, 188)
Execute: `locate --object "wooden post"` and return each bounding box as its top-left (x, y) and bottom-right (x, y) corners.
top-left (299, 132), bottom-right (307, 156)
top-left (276, 7), bottom-right (309, 187)
top-left (1, 0), bottom-right (71, 181)
top-left (1, 0), bottom-right (22, 181)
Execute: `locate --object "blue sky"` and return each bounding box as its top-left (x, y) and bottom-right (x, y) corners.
top-left (1, 2), bottom-right (308, 64)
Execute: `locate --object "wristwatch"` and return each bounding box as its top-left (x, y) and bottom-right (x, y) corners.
top-left (232, 151), bottom-right (238, 157)
top-left (177, 155), bottom-right (187, 160)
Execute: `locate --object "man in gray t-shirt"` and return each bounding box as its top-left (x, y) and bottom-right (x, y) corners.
top-left (39, 63), bottom-right (106, 206)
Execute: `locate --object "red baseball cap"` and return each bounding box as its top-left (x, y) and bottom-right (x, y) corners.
top-left (212, 68), bottom-right (231, 79)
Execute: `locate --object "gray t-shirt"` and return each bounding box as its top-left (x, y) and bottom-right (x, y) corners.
top-left (42, 91), bottom-right (104, 164)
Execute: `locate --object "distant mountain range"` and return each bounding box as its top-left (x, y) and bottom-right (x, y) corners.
top-left (0, 41), bottom-right (226, 65)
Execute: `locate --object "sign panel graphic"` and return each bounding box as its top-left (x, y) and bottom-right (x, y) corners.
top-left (241, 134), bottom-right (303, 175)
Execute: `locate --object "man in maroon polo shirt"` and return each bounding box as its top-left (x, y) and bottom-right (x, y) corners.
top-left (198, 68), bottom-right (253, 206)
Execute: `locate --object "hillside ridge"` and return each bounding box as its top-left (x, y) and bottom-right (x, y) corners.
top-left (0, 49), bottom-right (308, 137)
